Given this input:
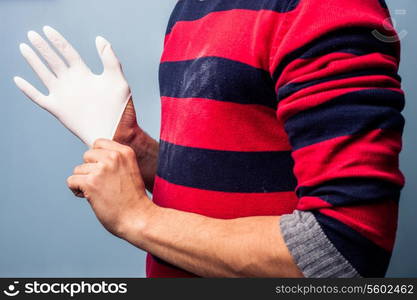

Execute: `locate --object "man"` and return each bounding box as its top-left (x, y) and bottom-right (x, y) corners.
top-left (16, 0), bottom-right (405, 277)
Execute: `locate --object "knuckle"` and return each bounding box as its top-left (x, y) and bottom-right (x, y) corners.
top-left (109, 150), bottom-right (120, 161)
top-left (123, 146), bottom-right (135, 158)
top-left (93, 139), bottom-right (104, 149)
top-left (73, 165), bottom-right (81, 174)
top-left (83, 150), bottom-right (91, 162)
top-left (107, 158), bottom-right (117, 170)
top-left (85, 175), bottom-right (96, 189)
top-left (97, 162), bottom-right (106, 172)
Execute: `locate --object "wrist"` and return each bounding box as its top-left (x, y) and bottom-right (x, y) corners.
top-left (112, 97), bottom-right (144, 147)
top-left (113, 122), bottom-right (141, 146)
top-left (119, 195), bottom-right (160, 248)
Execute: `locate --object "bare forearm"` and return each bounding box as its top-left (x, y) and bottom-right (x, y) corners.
top-left (123, 204), bottom-right (304, 278)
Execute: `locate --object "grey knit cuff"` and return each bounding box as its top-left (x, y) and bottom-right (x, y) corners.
top-left (279, 210), bottom-right (361, 278)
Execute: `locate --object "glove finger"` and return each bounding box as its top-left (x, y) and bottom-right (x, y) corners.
top-left (14, 76), bottom-right (48, 109)
top-left (27, 30), bottom-right (67, 76)
top-left (95, 36), bottom-right (123, 74)
top-left (19, 43), bottom-right (56, 88)
top-left (43, 26), bottom-right (88, 69)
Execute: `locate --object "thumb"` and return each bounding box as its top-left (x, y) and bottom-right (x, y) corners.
top-left (95, 36), bottom-right (123, 74)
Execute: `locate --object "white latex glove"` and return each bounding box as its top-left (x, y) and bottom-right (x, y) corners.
top-left (14, 26), bottom-right (131, 147)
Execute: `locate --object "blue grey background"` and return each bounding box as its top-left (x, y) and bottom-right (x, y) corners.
top-left (0, 0), bottom-right (415, 277)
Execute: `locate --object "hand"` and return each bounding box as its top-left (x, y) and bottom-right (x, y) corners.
top-left (14, 26), bottom-right (131, 146)
top-left (67, 139), bottom-right (154, 237)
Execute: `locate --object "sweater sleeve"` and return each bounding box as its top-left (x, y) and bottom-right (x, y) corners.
top-left (271, 0), bottom-right (405, 277)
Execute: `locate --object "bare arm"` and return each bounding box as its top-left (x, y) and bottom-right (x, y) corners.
top-left (125, 204), bottom-right (304, 278)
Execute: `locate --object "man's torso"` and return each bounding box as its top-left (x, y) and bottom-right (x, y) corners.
top-left (148, 0), bottom-right (301, 277)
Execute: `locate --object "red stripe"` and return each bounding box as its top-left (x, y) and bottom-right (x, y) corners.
top-left (146, 253), bottom-right (198, 278)
top-left (152, 176), bottom-right (299, 219)
top-left (292, 128), bottom-right (405, 188)
top-left (318, 200), bottom-right (399, 252)
top-left (163, 9), bottom-right (282, 69)
top-left (161, 96), bottom-right (292, 151)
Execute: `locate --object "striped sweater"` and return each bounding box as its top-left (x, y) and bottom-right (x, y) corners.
top-left (146, 0), bottom-right (405, 277)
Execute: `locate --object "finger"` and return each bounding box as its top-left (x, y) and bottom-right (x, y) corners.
top-left (13, 76), bottom-right (48, 109)
top-left (27, 30), bottom-right (67, 76)
top-left (92, 138), bottom-right (125, 151)
top-left (67, 175), bottom-right (85, 198)
top-left (72, 189), bottom-right (85, 198)
top-left (19, 43), bottom-right (56, 87)
top-left (95, 36), bottom-right (123, 74)
top-left (43, 26), bottom-right (87, 68)
top-left (67, 175), bottom-right (87, 192)
top-left (73, 163), bottom-right (98, 175)
top-left (83, 149), bottom-right (113, 163)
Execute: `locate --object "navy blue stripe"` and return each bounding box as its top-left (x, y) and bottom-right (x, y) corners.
top-left (167, 0), bottom-right (301, 34)
top-left (312, 211), bottom-right (392, 277)
top-left (159, 56), bottom-right (277, 108)
top-left (297, 178), bottom-right (402, 206)
top-left (157, 140), bottom-right (297, 193)
top-left (278, 68), bottom-right (402, 101)
top-left (272, 27), bottom-right (398, 85)
top-left (284, 89), bottom-right (405, 150)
